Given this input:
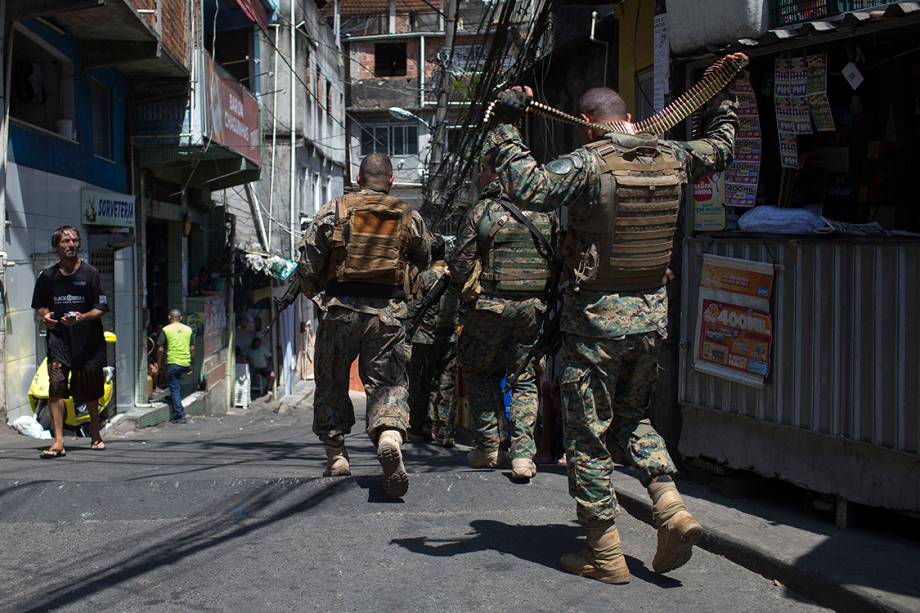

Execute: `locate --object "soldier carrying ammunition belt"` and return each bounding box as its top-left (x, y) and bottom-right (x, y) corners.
top-left (482, 53), bottom-right (743, 583)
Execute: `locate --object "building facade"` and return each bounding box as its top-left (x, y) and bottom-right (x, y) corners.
top-left (2, 0), bottom-right (268, 424)
top-left (217, 0), bottom-right (347, 399)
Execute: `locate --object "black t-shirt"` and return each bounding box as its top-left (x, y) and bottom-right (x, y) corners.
top-left (31, 261), bottom-right (109, 368)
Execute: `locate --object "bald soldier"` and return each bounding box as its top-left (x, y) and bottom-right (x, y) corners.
top-left (297, 153), bottom-right (431, 498)
top-left (484, 61), bottom-right (741, 583)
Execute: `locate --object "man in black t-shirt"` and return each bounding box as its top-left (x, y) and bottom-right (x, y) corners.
top-left (31, 226), bottom-right (109, 458)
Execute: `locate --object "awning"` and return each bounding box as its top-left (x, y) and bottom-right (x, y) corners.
top-left (676, 2), bottom-right (920, 60)
top-left (236, 0), bottom-right (271, 32)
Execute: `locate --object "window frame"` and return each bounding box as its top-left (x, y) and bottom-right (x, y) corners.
top-left (90, 79), bottom-right (114, 161)
top-left (373, 42), bottom-right (408, 78)
top-left (9, 24), bottom-right (76, 142)
top-left (359, 122), bottom-right (419, 157)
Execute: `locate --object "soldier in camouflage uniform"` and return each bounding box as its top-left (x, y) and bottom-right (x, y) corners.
top-left (484, 61), bottom-right (742, 582)
top-left (298, 153), bottom-right (431, 499)
top-left (407, 235), bottom-right (459, 446)
top-left (450, 150), bottom-right (557, 479)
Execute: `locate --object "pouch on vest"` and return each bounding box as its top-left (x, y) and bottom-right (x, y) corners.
top-left (329, 192), bottom-right (413, 287)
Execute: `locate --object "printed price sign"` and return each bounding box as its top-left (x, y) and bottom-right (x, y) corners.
top-left (694, 254), bottom-right (774, 386)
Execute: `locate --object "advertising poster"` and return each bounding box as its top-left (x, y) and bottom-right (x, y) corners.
top-left (723, 72), bottom-right (761, 208)
top-left (693, 171), bottom-right (726, 231)
top-left (693, 254), bottom-right (775, 387)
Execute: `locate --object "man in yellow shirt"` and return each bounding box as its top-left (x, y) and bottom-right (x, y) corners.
top-left (157, 309), bottom-right (195, 423)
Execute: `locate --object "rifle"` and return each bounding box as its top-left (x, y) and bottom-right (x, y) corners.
top-left (261, 275), bottom-right (303, 338)
top-left (405, 271), bottom-right (451, 340)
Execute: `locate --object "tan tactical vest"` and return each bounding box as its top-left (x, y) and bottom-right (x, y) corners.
top-left (477, 201), bottom-right (553, 296)
top-left (327, 191), bottom-right (414, 287)
top-left (562, 134), bottom-right (683, 292)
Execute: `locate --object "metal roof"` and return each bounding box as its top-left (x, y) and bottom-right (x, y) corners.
top-left (731, 1), bottom-right (920, 56)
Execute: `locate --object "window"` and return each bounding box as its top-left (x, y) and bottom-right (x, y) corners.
top-left (214, 28), bottom-right (254, 91)
top-left (374, 43), bottom-right (407, 77)
top-left (411, 12), bottom-right (440, 31)
top-left (91, 81), bottom-right (112, 159)
top-left (10, 27), bottom-right (75, 137)
top-left (325, 79), bottom-right (332, 118)
top-left (360, 123), bottom-right (418, 156)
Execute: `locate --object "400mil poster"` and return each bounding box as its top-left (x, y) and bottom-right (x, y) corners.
top-left (693, 254), bottom-right (775, 387)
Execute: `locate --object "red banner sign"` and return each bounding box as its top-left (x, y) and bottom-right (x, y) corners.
top-left (203, 54), bottom-right (261, 165)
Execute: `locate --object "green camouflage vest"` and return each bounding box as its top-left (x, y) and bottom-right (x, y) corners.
top-left (562, 133), bottom-right (683, 292)
top-left (477, 199), bottom-right (554, 296)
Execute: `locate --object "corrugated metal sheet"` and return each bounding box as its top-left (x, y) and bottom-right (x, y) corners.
top-left (680, 237), bottom-right (920, 456)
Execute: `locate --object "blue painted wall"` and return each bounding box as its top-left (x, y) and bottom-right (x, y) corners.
top-left (6, 20), bottom-right (130, 194)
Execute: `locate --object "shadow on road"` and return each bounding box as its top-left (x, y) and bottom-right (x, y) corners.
top-left (0, 478), bottom-right (349, 613)
top-left (391, 520), bottom-right (682, 588)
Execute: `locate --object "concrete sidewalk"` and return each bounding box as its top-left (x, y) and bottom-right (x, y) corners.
top-left (609, 467), bottom-right (920, 613)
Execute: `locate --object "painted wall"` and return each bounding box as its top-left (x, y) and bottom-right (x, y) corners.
top-left (615, 0), bottom-right (655, 115)
top-left (6, 21), bottom-right (130, 194)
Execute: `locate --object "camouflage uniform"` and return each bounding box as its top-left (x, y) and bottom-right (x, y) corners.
top-left (407, 260), bottom-right (459, 439)
top-left (451, 181), bottom-right (556, 460)
top-left (298, 188), bottom-right (431, 443)
top-left (487, 99), bottom-right (738, 525)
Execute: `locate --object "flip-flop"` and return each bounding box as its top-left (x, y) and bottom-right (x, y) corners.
top-left (40, 448), bottom-right (66, 459)
top-left (90, 440), bottom-right (106, 450)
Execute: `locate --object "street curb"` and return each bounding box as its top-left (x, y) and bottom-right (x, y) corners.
top-left (614, 488), bottom-right (902, 613)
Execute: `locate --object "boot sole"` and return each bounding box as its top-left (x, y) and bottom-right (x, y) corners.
top-left (561, 562), bottom-right (630, 585)
top-left (378, 443), bottom-right (409, 499)
top-left (654, 523), bottom-right (703, 573)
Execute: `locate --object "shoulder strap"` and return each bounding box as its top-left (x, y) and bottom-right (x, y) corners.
top-left (495, 197), bottom-right (555, 260)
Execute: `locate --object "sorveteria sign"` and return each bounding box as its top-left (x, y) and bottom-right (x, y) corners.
top-left (81, 188), bottom-right (136, 228)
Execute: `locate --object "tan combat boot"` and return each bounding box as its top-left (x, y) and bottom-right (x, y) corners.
top-left (648, 479), bottom-right (703, 573)
top-left (322, 435), bottom-right (351, 477)
top-left (467, 447), bottom-right (500, 469)
top-left (377, 429), bottom-right (409, 499)
top-left (560, 522), bottom-right (631, 584)
top-left (511, 458), bottom-right (536, 479)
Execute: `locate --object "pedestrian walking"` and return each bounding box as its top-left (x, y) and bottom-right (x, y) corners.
top-left (449, 151), bottom-right (557, 480)
top-left (245, 337), bottom-right (275, 399)
top-left (296, 153), bottom-right (431, 498)
top-left (157, 309), bottom-right (195, 423)
top-left (31, 225), bottom-right (109, 457)
top-left (482, 54), bottom-right (743, 582)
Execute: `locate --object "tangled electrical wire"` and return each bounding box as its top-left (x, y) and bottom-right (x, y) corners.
top-left (422, 0), bottom-right (553, 232)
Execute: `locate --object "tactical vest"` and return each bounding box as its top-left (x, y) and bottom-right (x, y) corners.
top-left (477, 200), bottom-right (553, 295)
top-left (563, 133), bottom-right (683, 292)
top-left (327, 191), bottom-right (414, 288)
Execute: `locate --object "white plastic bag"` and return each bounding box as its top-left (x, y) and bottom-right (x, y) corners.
top-left (12, 415), bottom-right (52, 440)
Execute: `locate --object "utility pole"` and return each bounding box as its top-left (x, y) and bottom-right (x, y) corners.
top-left (428, 0), bottom-right (457, 198)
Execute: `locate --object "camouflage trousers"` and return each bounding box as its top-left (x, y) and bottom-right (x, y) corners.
top-left (313, 306), bottom-right (409, 442)
top-left (408, 341), bottom-right (456, 436)
top-left (429, 343), bottom-right (457, 439)
top-left (561, 331), bottom-right (677, 527)
top-left (458, 297), bottom-right (543, 459)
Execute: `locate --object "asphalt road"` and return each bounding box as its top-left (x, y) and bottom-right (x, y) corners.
top-left (0, 397), bottom-right (827, 613)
